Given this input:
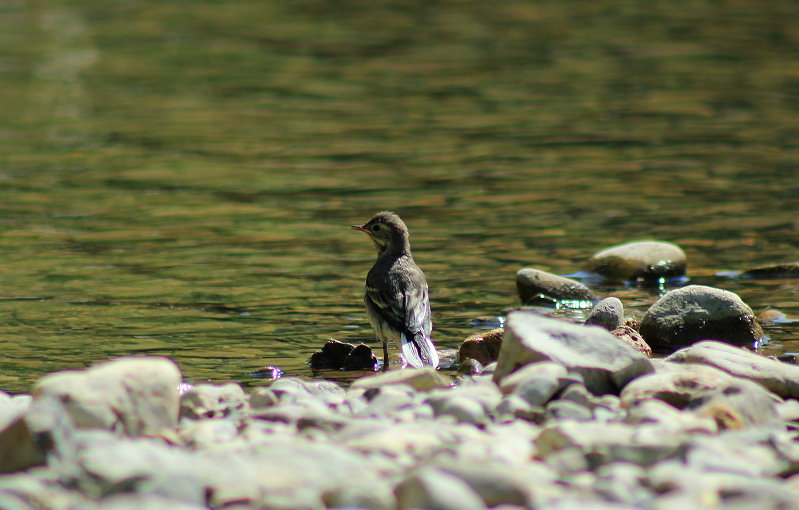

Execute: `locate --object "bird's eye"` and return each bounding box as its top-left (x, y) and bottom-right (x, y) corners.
top-left (372, 225), bottom-right (381, 232)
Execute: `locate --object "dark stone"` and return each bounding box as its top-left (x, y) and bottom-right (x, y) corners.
top-left (585, 297), bottom-right (625, 331)
top-left (309, 340), bottom-right (357, 370)
top-left (457, 358), bottom-right (484, 376)
top-left (343, 344), bottom-right (378, 371)
top-left (516, 268), bottom-right (598, 307)
top-left (741, 262), bottom-right (799, 279)
top-left (640, 285), bottom-right (765, 351)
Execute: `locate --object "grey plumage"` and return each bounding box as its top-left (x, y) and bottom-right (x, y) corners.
top-left (351, 212), bottom-right (439, 371)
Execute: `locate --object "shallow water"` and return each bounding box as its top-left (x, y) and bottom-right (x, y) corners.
top-left (1, 0), bottom-right (798, 393)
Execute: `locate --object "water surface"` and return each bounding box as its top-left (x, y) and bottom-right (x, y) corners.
top-left (1, 0), bottom-right (798, 393)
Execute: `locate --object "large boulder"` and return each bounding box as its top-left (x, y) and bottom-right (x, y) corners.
top-left (586, 240), bottom-right (686, 282)
top-left (493, 312), bottom-right (653, 394)
top-left (516, 268), bottom-right (598, 307)
top-left (639, 285), bottom-right (765, 351)
top-left (666, 340), bottom-right (799, 400)
top-left (33, 357), bottom-right (181, 436)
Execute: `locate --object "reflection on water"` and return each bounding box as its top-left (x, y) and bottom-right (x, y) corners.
top-left (0, 0), bottom-right (798, 393)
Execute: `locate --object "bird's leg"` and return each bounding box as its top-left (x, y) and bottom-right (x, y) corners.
top-left (382, 341), bottom-right (389, 372)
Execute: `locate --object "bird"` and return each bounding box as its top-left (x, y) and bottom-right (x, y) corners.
top-left (350, 211), bottom-right (439, 371)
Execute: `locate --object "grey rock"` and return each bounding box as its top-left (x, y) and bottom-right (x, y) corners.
top-left (546, 400), bottom-right (593, 421)
top-left (495, 395), bottom-right (546, 424)
top-left (584, 297), bottom-right (625, 331)
top-left (434, 461), bottom-right (532, 507)
top-left (586, 240), bottom-right (687, 282)
top-left (426, 383), bottom-right (501, 425)
top-left (624, 398), bottom-right (717, 434)
top-left (594, 462), bottom-right (653, 507)
top-left (395, 466), bottom-right (486, 510)
top-left (516, 268), bottom-right (598, 306)
top-left (558, 384), bottom-right (594, 408)
top-left (33, 356), bottom-right (181, 436)
top-left (180, 383), bottom-right (247, 420)
top-left (620, 363), bottom-right (782, 429)
top-left (350, 368), bottom-right (451, 392)
top-left (249, 387), bottom-right (280, 409)
top-left (498, 362), bottom-right (567, 395)
top-left (536, 421), bottom-right (684, 468)
top-left (99, 494), bottom-right (206, 510)
top-left (620, 364), bottom-right (736, 409)
top-left (666, 340), bottom-right (799, 400)
top-left (640, 285), bottom-right (765, 350)
top-left (493, 312), bottom-right (653, 395)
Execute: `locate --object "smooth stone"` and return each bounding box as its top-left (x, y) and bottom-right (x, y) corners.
top-left (584, 297), bottom-right (624, 331)
top-left (594, 462), bottom-right (653, 508)
top-left (249, 387), bottom-right (280, 409)
top-left (624, 398), bottom-right (717, 434)
top-left (495, 395), bottom-right (546, 424)
top-left (180, 383), bottom-right (247, 420)
top-left (351, 368), bottom-right (451, 393)
top-left (610, 326), bottom-right (652, 358)
top-left (621, 364), bottom-right (782, 429)
top-left (558, 384), bottom-right (594, 408)
top-left (515, 268), bottom-right (599, 306)
top-left (493, 312), bottom-right (653, 395)
top-left (545, 400), bottom-right (593, 421)
top-left (99, 494), bottom-right (207, 510)
top-left (666, 340), bottom-right (799, 400)
top-left (498, 362), bottom-right (567, 395)
top-left (343, 344), bottom-right (379, 371)
top-left (426, 383), bottom-right (501, 425)
top-left (395, 466), bottom-right (486, 510)
top-left (459, 327), bottom-right (504, 365)
top-left (620, 364), bottom-right (738, 408)
top-left (33, 356), bottom-right (181, 436)
top-left (585, 240), bottom-right (687, 282)
top-left (536, 421), bottom-right (683, 468)
top-left (639, 285), bottom-right (765, 350)
top-left (741, 262), bottom-right (799, 279)
top-left (432, 461), bottom-right (532, 507)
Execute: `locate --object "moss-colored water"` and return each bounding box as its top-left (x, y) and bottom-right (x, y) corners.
top-left (1, 0), bottom-right (798, 392)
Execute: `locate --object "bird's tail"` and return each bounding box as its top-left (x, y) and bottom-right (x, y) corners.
top-left (400, 332), bottom-right (439, 369)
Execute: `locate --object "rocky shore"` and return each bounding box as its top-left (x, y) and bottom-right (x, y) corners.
top-left (2, 309), bottom-right (799, 509)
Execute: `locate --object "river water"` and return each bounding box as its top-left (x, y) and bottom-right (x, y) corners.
top-left (1, 0), bottom-right (798, 393)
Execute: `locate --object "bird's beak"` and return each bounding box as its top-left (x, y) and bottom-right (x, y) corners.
top-left (350, 224), bottom-right (367, 233)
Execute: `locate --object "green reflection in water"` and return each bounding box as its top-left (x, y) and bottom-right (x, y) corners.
top-left (1, 0), bottom-right (798, 392)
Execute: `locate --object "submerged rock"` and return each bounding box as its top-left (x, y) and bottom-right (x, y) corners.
top-left (309, 339), bottom-right (378, 371)
top-left (516, 268), bottom-right (598, 307)
top-left (459, 327), bottom-right (503, 365)
top-left (584, 297), bottom-right (625, 331)
top-left (741, 262), bottom-right (799, 279)
top-left (493, 312), bottom-right (653, 394)
top-left (639, 285), bottom-right (765, 351)
top-left (586, 240), bottom-right (686, 282)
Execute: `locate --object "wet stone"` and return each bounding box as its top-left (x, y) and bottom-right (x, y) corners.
top-left (584, 297), bottom-right (625, 331)
top-left (586, 240), bottom-right (687, 282)
top-left (515, 268), bottom-right (599, 307)
top-left (494, 312), bottom-right (653, 395)
top-left (640, 285), bottom-right (765, 351)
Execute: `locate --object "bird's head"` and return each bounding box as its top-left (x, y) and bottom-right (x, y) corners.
top-left (351, 211), bottom-right (411, 254)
